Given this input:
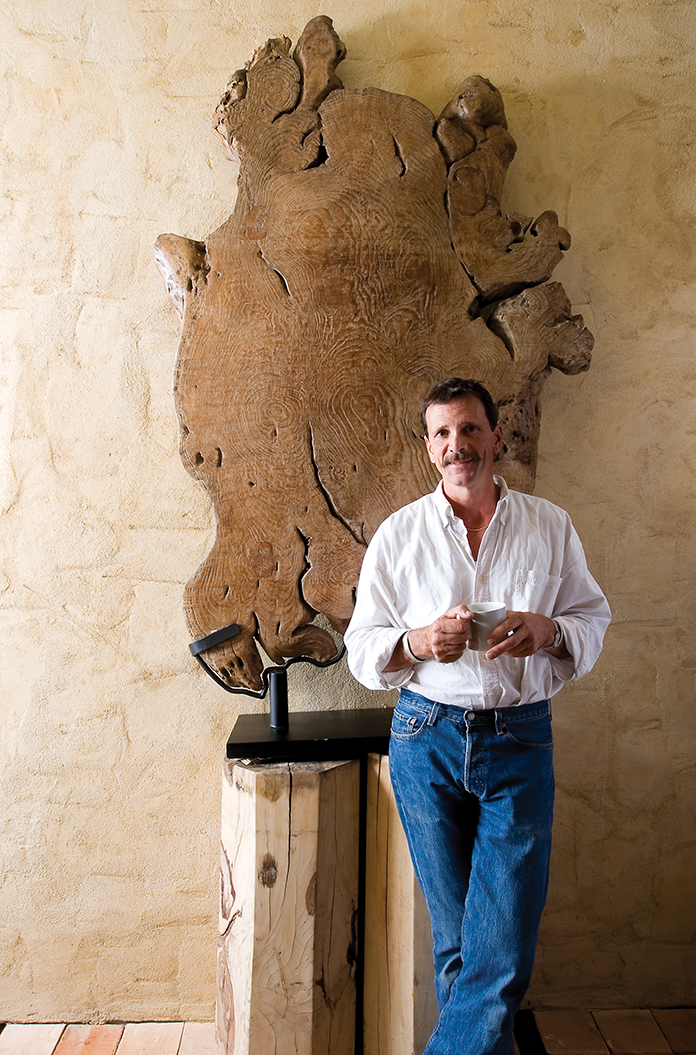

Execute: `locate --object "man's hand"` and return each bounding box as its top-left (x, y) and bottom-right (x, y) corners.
top-left (384, 605), bottom-right (473, 670)
top-left (484, 611), bottom-right (568, 660)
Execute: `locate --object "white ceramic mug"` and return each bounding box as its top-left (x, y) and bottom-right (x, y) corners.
top-left (467, 602), bottom-right (507, 652)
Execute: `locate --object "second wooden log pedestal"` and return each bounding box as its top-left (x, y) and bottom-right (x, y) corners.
top-left (363, 755), bottom-right (439, 1055)
top-left (217, 753), bottom-right (437, 1055)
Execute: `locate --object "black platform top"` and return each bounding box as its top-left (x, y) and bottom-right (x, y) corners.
top-left (226, 707), bottom-right (394, 762)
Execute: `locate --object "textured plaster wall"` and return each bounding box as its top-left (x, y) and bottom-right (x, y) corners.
top-left (0, 0), bottom-right (693, 1023)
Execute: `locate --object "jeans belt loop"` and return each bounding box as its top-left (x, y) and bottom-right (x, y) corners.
top-left (494, 709), bottom-right (506, 735)
top-left (427, 702), bottom-right (439, 726)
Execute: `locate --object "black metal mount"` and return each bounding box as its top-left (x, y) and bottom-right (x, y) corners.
top-left (189, 622), bottom-right (347, 716)
top-left (188, 621), bottom-right (394, 761)
top-left (226, 705), bottom-right (393, 763)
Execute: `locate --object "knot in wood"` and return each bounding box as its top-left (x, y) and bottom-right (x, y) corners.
top-left (258, 853), bottom-right (278, 887)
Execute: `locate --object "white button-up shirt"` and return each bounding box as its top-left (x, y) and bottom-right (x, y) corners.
top-left (344, 478), bottom-right (611, 709)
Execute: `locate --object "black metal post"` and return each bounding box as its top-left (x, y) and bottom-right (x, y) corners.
top-left (269, 668), bottom-right (289, 731)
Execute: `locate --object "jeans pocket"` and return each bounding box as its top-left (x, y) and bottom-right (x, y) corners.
top-left (504, 712), bottom-right (553, 749)
top-left (390, 707), bottom-right (429, 740)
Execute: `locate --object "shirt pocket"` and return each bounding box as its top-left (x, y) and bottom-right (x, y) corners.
top-left (513, 568), bottom-right (563, 614)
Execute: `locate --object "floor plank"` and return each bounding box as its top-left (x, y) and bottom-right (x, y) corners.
top-left (0, 1024), bottom-right (66, 1055)
top-left (651, 1009), bottom-right (696, 1054)
top-left (0, 1013), bottom-right (691, 1055)
top-left (53, 1025), bottom-right (124, 1055)
top-left (536, 1009), bottom-right (610, 1054)
top-left (178, 1023), bottom-right (216, 1054)
top-left (593, 1011), bottom-right (673, 1054)
top-left (115, 1023), bottom-right (184, 1055)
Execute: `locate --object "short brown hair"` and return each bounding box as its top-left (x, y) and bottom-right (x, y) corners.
top-left (420, 378), bottom-right (498, 435)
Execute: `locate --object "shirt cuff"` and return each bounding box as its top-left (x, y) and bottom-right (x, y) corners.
top-left (374, 630), bottom-right (415, 689)
top-left (402, 631), bottom-right (422, 663)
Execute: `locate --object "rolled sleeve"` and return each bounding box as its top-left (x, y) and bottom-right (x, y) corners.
top-left (345, 624), bottom-right (414, 690)
top-left (344, 534), bottom-right (416, 690)
top-left (549, 546), bottom-right (612, 683)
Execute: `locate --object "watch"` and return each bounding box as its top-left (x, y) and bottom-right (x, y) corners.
top-left (547, 620), bottom-right (563, 651)
top-left (402, 631), bottom-right (424, 663)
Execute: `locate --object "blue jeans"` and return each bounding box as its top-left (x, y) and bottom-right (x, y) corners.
top-left (389, 689), bottom-right (555, 1055)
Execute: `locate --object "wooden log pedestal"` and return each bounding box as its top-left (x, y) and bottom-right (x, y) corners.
top-left (217, 709), bottom-right (438, 1055)
top-left (363, 754), bottom-right (439, 1055)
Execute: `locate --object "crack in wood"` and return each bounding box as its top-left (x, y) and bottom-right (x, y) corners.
top-left (308, 424), bottom-right (366, 547)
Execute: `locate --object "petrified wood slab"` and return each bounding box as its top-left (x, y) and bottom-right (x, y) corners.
top-left (156, 16), bottom-right (593, 691)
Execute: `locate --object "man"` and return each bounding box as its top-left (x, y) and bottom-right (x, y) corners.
top-left (344, 378), bottom-right (610, 1055)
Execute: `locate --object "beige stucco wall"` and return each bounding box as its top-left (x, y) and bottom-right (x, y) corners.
top-left (0, 0), bottom-right (693, 1023)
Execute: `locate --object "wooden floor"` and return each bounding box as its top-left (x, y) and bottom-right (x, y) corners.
top-left (0, 1010), bottom-right (693, 1054)
top-left (534, 1009), bottom-right (696, 1054)
top-left (0, 1022), bottom-right (215, 1055)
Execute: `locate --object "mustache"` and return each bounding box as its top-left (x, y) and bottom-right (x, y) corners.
top-left (443, 450), bottom-right (480, 466)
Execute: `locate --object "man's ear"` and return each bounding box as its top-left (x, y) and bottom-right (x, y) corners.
top-left (424, 433), bottom-right (436, 464)
top-left (493, 424), bottom-right (503, 454)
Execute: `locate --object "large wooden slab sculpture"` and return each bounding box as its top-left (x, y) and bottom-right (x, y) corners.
top-left (155, 16), bottom-right (593, 692)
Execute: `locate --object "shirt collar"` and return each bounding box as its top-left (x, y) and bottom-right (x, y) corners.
top-left (433, 475), bottom-right (510, 527)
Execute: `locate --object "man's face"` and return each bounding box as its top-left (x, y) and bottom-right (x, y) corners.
top-left (424, 395), bottom-right (502, 492)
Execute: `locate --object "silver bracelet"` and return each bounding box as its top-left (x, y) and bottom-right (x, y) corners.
top-left (402, 631), bottom-right (423, 663)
